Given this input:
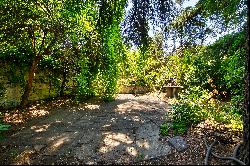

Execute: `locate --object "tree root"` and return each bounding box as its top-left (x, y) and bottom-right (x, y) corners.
top-left (204, 135), bottom-right (246, 165)
top-left (232, 143), bottom-right (242, 165)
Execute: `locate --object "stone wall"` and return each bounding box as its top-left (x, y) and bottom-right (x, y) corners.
top-left (118, 84), bottom-right (149, 94)
top-left (0, 63), bottom-right (150, 108)
top-left (0, 63), bottom-right (59, 108)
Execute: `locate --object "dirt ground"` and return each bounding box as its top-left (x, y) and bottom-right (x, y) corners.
top-left (0, 93), bottom-right (243, 165)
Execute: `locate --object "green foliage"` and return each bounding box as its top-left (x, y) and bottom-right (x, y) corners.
top-left (119, 30), bottom-right (246, 101)
top-left (154, 31), bottom-right (246, 135)
top-left (0, 112), bottom-right (11, 139)
top-left (171, 100), bottom-right (207, 135)
top-left (160, 123), bottom-right (169, 136)
top-left (99, 22), bottom-right (122, 100)
top-left (170, 97), bottom-right (243, 135)
top-left (76, 57), bottom-right (95, 99)
top-left (0, 123), bottom-right (11, 132)
top-left (177, 31), bottom-right (246, 102)
top-left (118, 34), bottom-right (184, 91)
top-left (198, 0), bottom-right (245, 26)
top-left (172, 122), bottom-right (187, 135)
top-left (0, 0), bottom-right (127, 105)
top-left (75, 0), bottom-right (126, 101)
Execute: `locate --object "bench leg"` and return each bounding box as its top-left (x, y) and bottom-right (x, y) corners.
top-left (173, 88), bottom-right (179, 98)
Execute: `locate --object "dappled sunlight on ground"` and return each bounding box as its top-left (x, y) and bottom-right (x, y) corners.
top-left (116, 102), bottom-right (133, 112)
top-left (29, 109), bottom-right (49, 117)
top-left (132, 104), bottom-right (148, 110)
top-left (31, 124), bottom-right (50, 132)
top-left (13, 149), bottom-right (35, 165)
top-left (44, 132), bottom-right (79, 154)
top-left (3, 108), bottom-right (49, 125)
top-left (51, 136), bottom-right (70, 150)
top-left (83, 104), bottom-right (100, 110)
top-left (3, 111), bottom-right (25, 124)
top-left (0, 94), bottom-right (172, 165)
top-left (116, 99), bottom-right (166, 113)
top-left (131, 115), bottom-right (141, 122)
top-left (126, 146), bottom-right (138, 156)
top-left (98, 131), bottom-right (140, 161)
top-left (136, 139), bottom-right (150, 150)
top-left (2, 97), bottom-right (82, 125)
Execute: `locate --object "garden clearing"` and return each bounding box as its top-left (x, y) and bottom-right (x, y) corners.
top-left (0, 94), bottom-right (242, 165)
top-left (0, 94), bottom-right (173, 165)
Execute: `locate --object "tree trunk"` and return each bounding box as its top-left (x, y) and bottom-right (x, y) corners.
top-left (60, 68), bottom-right (67, 97)
top-left (238, 42), bottom-right (249, 165)
top-left (238, 12), bottom-right (249, 165)
top-left (20, 55), bottom-right (41, 107)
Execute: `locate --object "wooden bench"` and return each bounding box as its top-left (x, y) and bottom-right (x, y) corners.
top-left (162, 86), bottom-right (183, 98)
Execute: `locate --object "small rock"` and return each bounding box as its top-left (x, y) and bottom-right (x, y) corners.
top-left (168, 136), bottom-right (188, 152)
top-left (34, 145), bottom-right (46, 152)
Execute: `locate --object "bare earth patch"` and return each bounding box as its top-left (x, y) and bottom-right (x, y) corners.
top-left (133, 120), bottom-right (242, 165)
top-left (0, 93), bottom-right (242, 165)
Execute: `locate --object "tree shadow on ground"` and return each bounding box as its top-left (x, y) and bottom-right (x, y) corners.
top-left (0, 94), bottom-right (172, 165)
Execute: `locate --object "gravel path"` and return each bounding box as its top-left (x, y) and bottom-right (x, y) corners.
top-left (0, 94), bottom-right (173, 165)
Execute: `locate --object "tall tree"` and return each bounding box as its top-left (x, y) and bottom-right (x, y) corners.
top-left (0, 0), bottom-right (67, 107)
top-left (121, 0), bottom-right (177, 50)
top-left (1, 0), bottom-right (128, 105)
top-left (241, 1), bottom-right (249, 163)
